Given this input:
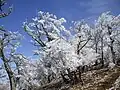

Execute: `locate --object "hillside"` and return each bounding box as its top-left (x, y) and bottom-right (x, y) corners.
top-left (36, 66), bottom-right (120, 90)
top-left (71, 66), bottom-right (120, 90)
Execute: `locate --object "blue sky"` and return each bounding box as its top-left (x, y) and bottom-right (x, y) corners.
top-left (0, 0), bottom-right (120, 57)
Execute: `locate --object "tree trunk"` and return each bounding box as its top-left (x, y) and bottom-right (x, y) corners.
top-left (107, 25), bottom-right (116, 64)
top-left (60, 72), bottom-right (69, 84)
top-left (77, 66), bottom-right (83, 85)
top-left (110, 40), bottom-right (116, 64)
top-left (95, 35), bottom-right (98, 53)
top-left (0, 47), bottom-right (16, 90)
top-left (95, 43), bottom-right (98, 53)
top-left (101, 37), bottom-right (104, 67)
top-left (67, 68), bottom-right (74, 84)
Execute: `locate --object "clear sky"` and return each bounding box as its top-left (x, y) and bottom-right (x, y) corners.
top-left (0, 0), bottom-right (120, 57)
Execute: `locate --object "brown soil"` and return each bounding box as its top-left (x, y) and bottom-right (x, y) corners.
top-left (70, 66), bottom-right (120, 90)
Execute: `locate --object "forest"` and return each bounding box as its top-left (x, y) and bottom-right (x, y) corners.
top-left (0, 0), bottom-right (120, 90)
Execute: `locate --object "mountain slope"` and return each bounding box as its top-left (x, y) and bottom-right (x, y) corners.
top-left (35, 66), bottom-right (120, 90)
top-left (71, 66), bottom-right (120, 90)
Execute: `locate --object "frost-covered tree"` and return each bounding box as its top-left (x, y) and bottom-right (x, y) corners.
top-left (11, 54), bottom-right (39, 90)
top-left (71, 20), bottom-right (92, 55)
top-left (94, 12), bottom-right (120, 65)
top-left (0, 0), bottom-right (12, 18)
top-left (23, 11), bottom-right (70, 49)
top-left (23, 11), bottom-right (84, 84)
top-left (70, 20), bottom-right (100, 67)
top-left (0, 28), bottom-right (22, 90)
